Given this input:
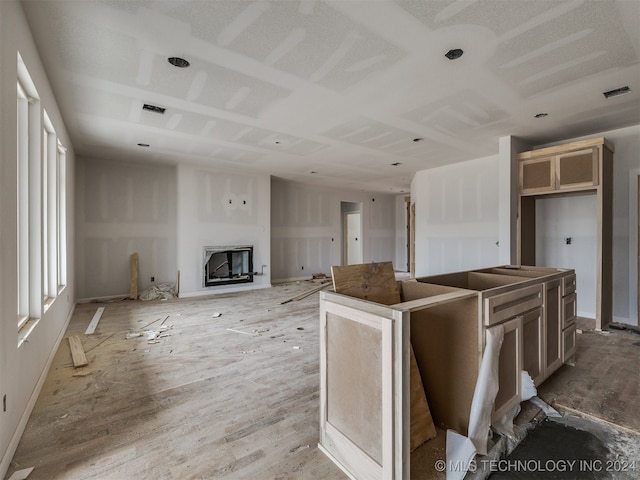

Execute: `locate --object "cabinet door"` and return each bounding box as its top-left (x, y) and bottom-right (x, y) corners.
top-left (319, 293), bottom-right (409, 480)
top-left (544, 280), bottom-right (563, 378)
top-left (556, 148), bottom-right (599, 190)
top-left (563, 324), bottom-right (577, 362)
top-left (492, 316), bottom-right (523, 421)
top-left (520, 156), bottom-right (555, 194)
top-left (562, 293), bottom-right (577, 329)
top-left (522, 308), bottom-right (544, 386)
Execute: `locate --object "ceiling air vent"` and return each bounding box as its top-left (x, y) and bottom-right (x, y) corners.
top-left (603, 86), bottom-right (630, 99)
top-left (445, 48), bottom-right (464, 60)
top-left (168, 57), bottom-right (190, 68)
top-left (142, 103), bottom-right (166, 114)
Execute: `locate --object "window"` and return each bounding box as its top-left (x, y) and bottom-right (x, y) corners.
top-left (43, 111), bottom-right (58, 305)
top-left (17, 80), bottom-right (29, 328)
top-left (16, 53), bottom-right (67, 341)
top-left (57, 143), bottom-right (67, 290)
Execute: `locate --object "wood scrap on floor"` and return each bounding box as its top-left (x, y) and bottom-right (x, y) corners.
top-left (7, 467), bottom-right (34, 480)
top-left (280, 281), bottom-right (332, 304)
top-left (85, 306), bottom-right (105, 334)
top-left (67, 335), bottom-right (88, 368)
top-left (226, 328), bottom-right (258, 336)
top-left (331, 261), bottom-right (437, 450)
top-left (311, 273), bottom-right (330, 284)
top-left (130, 252), bottom-right (138, 300)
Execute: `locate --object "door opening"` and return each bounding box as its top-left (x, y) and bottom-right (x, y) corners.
top-left (341, 201), bottom-right (362, 265)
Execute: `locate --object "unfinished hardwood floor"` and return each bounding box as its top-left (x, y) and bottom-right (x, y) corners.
top-left (8, 282), bottom-right (347, 480)
top-left (8, 288), bottom-right (640, 480)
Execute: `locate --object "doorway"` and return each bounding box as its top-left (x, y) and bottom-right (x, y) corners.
top-left (341, 201), bottom-right (363, 265)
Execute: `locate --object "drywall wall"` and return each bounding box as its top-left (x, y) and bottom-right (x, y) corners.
top-left (270, 177), bottom-right (398, 282)
top-left (176, 164), bottom-right (271, 296)
top-left (499, 135), bottom-right (534, 264)
top-left (395, 195), bottom-right (409, 273)
top-left (411, 155), bottom-right (500, 276)
top-left (0, 1), bottom-right (76, 477)
top-left (534, 125), bottom-right (640, 324)
top-left (412, 126), bottom-right (640, 324)
top-left (536, 194), bottom-right (598, 317)
top-left (75, 158), bottom-right (177, 300)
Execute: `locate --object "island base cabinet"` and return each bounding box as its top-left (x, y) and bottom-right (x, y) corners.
top-left (319, 265), bottom-right (577, 479)
top-left (319, 293), bottom-right (410, 480)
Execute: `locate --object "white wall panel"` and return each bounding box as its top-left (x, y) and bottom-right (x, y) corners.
top-left (270, 178), bottom-right (397, 282)
top-left (413, 155), bottom-right (500, 276)
top-left (536, 195), bottom-right (598, 317)
top-left (76, 158), bottom-right (176, 299)
top-left (176, 164), bottom-right (270, 295)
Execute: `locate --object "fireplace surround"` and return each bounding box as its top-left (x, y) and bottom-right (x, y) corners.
top-left (203, 245), bottom-right (253, 287)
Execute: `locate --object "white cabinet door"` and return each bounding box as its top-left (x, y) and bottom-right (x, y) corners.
top-left (319, 292), bottom-right (409, 480)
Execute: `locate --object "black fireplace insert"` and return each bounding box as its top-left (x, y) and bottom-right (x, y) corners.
top-left (203, 245), bottom-right (253, 287)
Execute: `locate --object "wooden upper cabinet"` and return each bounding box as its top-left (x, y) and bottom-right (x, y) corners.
top-left (518, 137), bottom-right (609, 195)
top-left (520, 156), bottom-right (555, 194)
top-left (556, 148), bottom-right (598, 190)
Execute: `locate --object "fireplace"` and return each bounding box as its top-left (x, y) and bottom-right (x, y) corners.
top-left (203, 245), bottom-right (253, 287)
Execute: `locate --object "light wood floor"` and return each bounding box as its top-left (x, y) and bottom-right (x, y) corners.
top-left (8, 282), bottom-right (348, 479)
top-left (7, 287), bottom-right (640, 479)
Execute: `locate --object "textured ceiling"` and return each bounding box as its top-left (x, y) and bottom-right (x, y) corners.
top-left (21, 0), bottom-right (640, 193)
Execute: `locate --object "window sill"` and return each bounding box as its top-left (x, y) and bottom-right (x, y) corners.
top-left (18, 317), bottom-right (40, 347)
top-left (43, 296), bottom-right (55, 313)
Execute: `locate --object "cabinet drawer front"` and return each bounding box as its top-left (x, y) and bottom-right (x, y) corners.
top-left (562, 274), bottom-right (576, 296)
top-left (484, 284), bottom-right (543, 326)
top-left (563, 324), bottom-right (577, 362)
top-left (563, 293), bottom-right (577, 329)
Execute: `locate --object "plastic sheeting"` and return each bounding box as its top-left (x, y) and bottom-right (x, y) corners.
top-left (446, 324), bottom-right (504, 478)
top-left (467, 324), bottom-right (504, 455)
top-left (138, 282), bottom-right (176, 301)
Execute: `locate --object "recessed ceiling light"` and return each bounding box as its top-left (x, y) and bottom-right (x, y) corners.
top-left (142, 104), bottom-right (166, 114)
top-left (168, 57), bottom-right (190, 68)
top-left (534, 113), bottom-right (548, 118)
top-left (445, 48), bottom-right (464, 60)
top-left (391, 162), bottom-right (402, 166)
top-left (137, 143), bottom-right (150, 147)
top-left (603, 86), bottom-right (630, 99)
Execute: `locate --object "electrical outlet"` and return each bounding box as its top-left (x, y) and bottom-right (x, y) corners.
top-left (151, 276), bottom-right (155, 282)
top-left (301, 266), bottom-right (304, 270)
top-left (3, 394), bottom-right (6, 412)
